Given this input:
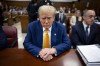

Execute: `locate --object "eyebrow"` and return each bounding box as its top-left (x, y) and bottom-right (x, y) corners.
top-left (42, 17), bottom-right (52, 18)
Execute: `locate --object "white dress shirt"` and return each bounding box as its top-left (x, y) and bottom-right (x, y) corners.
top-left (59, 12), bottom-right (64, 22)
top-left (83, 21), bottom-right (90, 35)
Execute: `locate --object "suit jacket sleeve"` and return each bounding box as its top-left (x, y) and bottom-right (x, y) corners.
top-left (23, 24), bottom-right (41, 57)
top-left (71, 26), bottom-right (82, 48)
top-left (53, 26), bottom-right (71, 55)
top-left (0, 26), bottom-right (8, 50)
top-left (93, 24), bottom-right (100, 44)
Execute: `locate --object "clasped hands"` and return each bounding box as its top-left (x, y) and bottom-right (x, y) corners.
top-left (39, 48), bottom-right (56, 61)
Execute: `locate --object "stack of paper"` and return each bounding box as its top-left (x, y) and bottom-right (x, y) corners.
top-left (77, 44), bottom-right (100, 66)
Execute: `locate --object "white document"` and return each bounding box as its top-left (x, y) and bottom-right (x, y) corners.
top-left (77, 44), bottom-right (100, 66)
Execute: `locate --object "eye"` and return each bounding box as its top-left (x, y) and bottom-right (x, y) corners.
top-left (88, 15), bottom-right (95, 18)
top-left (42, 17), bottom-right (46, 20)
top-left (47, 17), bottom-right (52, 19)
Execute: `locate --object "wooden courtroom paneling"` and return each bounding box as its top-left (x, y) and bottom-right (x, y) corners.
top-left (5, 0), bottom-right (100, 11)
top-left (69, 0), bottom-right (100, 11)
top-left (6, 1), bottom-right (29, 7)
top-left (5, 0), bottom-right (100, 16)
top-left (53, 2), bottom-right (73, 10)
top-left (20, 15), bottom-right (29, 33)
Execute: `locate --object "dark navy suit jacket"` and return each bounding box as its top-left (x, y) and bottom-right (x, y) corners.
top-left (27, 2), bottom-right (38, 22)
top-left (23, 20), bottom-right (71, 57)
top-left (55, 13), bottom-right (66, 24)
top-left (0, 26), bottom-right (8, 50)
top-left (71, 22), bottom-right (100, 48)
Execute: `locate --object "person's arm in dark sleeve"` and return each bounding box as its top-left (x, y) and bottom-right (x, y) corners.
top-left (0, 27), bottom-right (8, 50)
top-left (71, 26), bottom-right (82, 49)
top-left (93, 25), bottom-right (100, 44)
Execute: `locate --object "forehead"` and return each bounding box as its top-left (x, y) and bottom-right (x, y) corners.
top-left (39, 12), bottom-right (54, 17)
top-left (86, 10), bottom-right (95, 15)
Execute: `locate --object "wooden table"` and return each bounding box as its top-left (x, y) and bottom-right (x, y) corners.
top-left (0, 48), bottom-right (85, 66)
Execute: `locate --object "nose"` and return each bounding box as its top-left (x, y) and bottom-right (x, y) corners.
top-left (91, 17), bottom-right (95, 20)
top-left (45, 19), bottom-right (48, 24)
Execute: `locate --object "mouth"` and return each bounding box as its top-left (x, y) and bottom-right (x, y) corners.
top-left (44, 25), bottom-right (50, 27)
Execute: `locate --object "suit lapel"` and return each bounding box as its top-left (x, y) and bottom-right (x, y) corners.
top-left (56, 13), bottom-right (59, 20)
top-left (88, 24), bottom-right (95, 42)
top-left (36, 21), bottom-right (43, 48)
top-left (62, 14), bottom-right (65, 22)
top-left (78, 23), bottom-right (86, 42)
top-left (51, 22), bottom-right (57, 47)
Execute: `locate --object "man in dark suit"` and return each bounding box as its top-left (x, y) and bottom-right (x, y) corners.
top-left (0, 26), bottom-right (8, 50)
top-left (24, 5), bottom-right (71, 61)
top-left (27, 0), bottom-right (39, 22)
top-left (71, 10), bottom-right (100, 48)
top-left (55, 7), bottom-right (66, 24)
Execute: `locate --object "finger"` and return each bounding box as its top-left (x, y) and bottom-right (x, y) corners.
top-left (46, 55), bottom-right (53, 61)
top-left (50, 55), bottom-right (53, 60)
top-left (43, 57), bottom-right (49, 61)
top-left (43, 52), bottom-right (49, 59)
top-left (40, 49), bottom-right (50, 58)
top-left (40, 53), bottom-right (47, 59)
top-left (43, 55), bottom-right (52, 61)
top-left (39, 50), bottom-right (47, 58)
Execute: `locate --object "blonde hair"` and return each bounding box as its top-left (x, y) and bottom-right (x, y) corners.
top-left (38, 5), bottom-right (56, 16)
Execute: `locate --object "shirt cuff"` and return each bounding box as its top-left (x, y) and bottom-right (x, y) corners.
top-left (37, 55), bottom-right (39, 57)
top-left (52, 47), bottom-right (57, 56)
top-left (54, 51), bottom-right (57, 56)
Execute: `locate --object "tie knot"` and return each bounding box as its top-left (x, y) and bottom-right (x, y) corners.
top-left (45, 29), bottom-right (49, 34)
top-left (45, 28), bottom-right (49, 31)
top-left (86, 25), bottom-right (89, 29)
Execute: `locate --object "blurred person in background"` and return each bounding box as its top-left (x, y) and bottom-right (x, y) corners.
top-left (27, 0), bottom-right (39, 23)
top-left (0, 2), bottom-right (4, 26)
top-left (0, 25), bottom-right (8, 50)
top-left (70, 10), bottom-right (82, 27)
top-left (55, 7), bottom-right (66, 25)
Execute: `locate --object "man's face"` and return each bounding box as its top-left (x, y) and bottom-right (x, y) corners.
top-left (76, 12), bottom-right (81, 17)
top-left (59, 7), bottom-right (63, 13)
top-left (83, 11), bottom-right (95, 25)
top-left (39, 12), bottom-right (55, 29)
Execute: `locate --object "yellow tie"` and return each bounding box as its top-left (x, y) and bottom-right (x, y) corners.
top-left (43, 30), bottom-right (50, 48)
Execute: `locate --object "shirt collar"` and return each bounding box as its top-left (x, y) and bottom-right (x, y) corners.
top-left (43, 26), bottom-right (52, 32)
top-left (83, 21), bottom-right (90, 28)
top-left (59, 12), bottom-right (63, 15)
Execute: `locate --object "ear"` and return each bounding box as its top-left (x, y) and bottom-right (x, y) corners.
top-left (53, 16), bottom-right (55, 21)
top-left (53, 16), bottom-right (55, 19)
top-left (38, 16), bottom-right (41, 20)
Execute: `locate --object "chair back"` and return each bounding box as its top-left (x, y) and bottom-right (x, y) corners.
top-left (2, 26), bottom-right (18, 47)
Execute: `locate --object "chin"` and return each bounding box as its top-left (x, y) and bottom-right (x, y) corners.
top-left (89, 23), bottom-right (93, 25)
top-left (43, 26), bottom-right (50, 29)
top-left (45, 27), bottom-right (50, 29)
